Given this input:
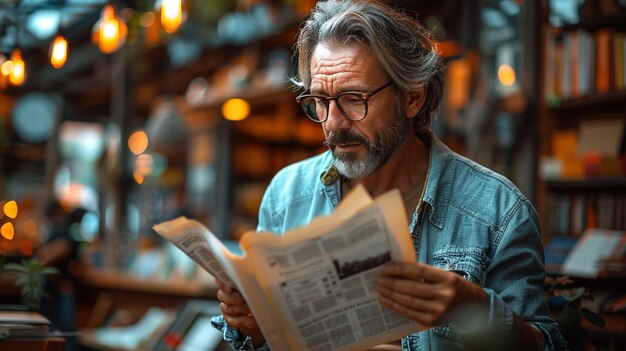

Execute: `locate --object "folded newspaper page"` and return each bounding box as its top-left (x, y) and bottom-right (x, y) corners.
top-left (153, 184), bottom-right (424, 351)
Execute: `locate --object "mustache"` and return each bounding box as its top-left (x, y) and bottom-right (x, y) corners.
top-left (324, 131), bottom-right (368, 148)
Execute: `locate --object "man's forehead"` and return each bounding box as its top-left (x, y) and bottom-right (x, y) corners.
top-left (310, 43), bottom-right (384, 85)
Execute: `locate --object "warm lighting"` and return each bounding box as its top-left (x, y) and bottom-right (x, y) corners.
top-left (1, 60), bottom-right (13, 76)
top-left (128, 130), bottom-right (149, 155)
top-left (50, 35), bottom-right (69, 68)
top-left (135, 153), bottom-right (154, 176)
top-left (1, 222), bottom-right (14, 240)
top-left (3, 200), bottom-right (18, 219)
top-left (222, 98), bottom-right (251, 121)
top-left (92, 4), bottom-right (128, 54)
top-left (133, 170), bottom-right (145, 184)
top-left (435, 40), bottom-right (461, 58)
top-left (139, 11), bottom-right (156, 28)
top-left (9, 49), bottom-right (26, 86)
top-left (498, 64), bottom-right (516, 87)
top-left (159, 0), bottom-right (184, 34)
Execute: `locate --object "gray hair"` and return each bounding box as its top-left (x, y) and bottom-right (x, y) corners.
top-left (293, 0), bottom-right (446, 136)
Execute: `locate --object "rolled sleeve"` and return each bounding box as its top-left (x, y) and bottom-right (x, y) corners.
top-left (210, 314), bottom-right (270, 351)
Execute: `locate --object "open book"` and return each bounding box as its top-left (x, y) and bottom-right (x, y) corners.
top-left (153, 185), bottom-right (424, 351)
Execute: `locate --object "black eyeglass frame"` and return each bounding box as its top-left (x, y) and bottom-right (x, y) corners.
top-left (296, 81), bottom-right (393, 123)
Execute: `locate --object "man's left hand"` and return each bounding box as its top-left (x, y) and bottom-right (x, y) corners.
top-left (375, 262), bottom-right (488, 327)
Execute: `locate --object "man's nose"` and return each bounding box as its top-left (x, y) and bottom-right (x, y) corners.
top-left (323, 100), bottom-right (350, 132)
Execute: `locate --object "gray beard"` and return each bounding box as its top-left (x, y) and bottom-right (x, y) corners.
top-left (329, 107), bottom-right (410, 179)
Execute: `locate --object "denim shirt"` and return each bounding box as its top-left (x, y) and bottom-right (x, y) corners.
top-left (212, 135), bottom-right (568, 351)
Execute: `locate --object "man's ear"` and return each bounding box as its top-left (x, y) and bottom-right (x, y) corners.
top-left (404, 88), bottom-right (427, 119)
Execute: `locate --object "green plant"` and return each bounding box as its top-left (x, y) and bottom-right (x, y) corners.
top-left (2, 257), bottom-right (58, 310)
top-left (544, 276), bottom-right (605, 351)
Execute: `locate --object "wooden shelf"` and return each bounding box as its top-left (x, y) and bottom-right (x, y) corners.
top-left (556, 13), bottom-right (626, 31)
top-left (547, 90), bottom-right (626, 111)
top-left (584, 313), bottom-right (626, 336)
top-left (544, 178), bottom-right (626, 192)
top-left (79, 270), bottom-right (217, 298)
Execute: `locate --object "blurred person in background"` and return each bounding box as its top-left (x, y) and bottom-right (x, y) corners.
top-left (36, 202), bottom-right (87, 351)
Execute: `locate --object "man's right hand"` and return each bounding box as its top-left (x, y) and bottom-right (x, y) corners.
top-left (215, 278), bottom-right (265, 347)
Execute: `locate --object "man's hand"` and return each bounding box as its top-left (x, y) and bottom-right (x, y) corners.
top-left (375, 262), bottom-right (488, 327)
top-left (215, 278), bottom-right (265, 347)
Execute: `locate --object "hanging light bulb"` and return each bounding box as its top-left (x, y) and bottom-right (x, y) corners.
top-left (9, 49), bottom-right (26, 86)
top-left (50, 35), bottom-right (68, 68)
top-left (92, 4), bottom-right (128, 54)
top-left (159, 0), bottom-right (184, 34)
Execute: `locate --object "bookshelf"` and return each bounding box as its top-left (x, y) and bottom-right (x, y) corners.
top-left (538, 0), bottom-right (626, 238)
top-left (538, 1), bottom-right (626, 348)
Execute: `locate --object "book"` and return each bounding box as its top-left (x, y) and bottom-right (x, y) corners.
top-left (562, 228), bottom-right (626, 278)
top-left (544, 236), bottom-right (578, 274)
top-left (153, 185), bottom-right (423, 351)
top-left (0, 310), bottom-right (50, 339)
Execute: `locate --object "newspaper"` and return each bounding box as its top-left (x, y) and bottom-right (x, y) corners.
top-left (153, 184), bottom-right (424, 351)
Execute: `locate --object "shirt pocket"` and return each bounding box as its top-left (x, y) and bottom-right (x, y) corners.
top-left (430, 247), bottom-right (490, 343)
top-left (431, 246), bottom-right (489, 285)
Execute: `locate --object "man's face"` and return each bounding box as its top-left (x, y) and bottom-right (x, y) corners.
top-left (310, 43), bottom-right (410, 179)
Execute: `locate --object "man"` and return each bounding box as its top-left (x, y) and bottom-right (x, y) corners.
top-left (211, 0), bottom-right (567, 350)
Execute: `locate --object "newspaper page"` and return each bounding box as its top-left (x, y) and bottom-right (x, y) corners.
top-left (153, 185), bottom-right (423, 351)
top-left (237, 186), bottom-right (423, 351)
top-left (152, 217), bottom-right (242, 289)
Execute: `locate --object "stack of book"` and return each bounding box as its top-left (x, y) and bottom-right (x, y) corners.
top-left (0, 310), bottom-right (50, 339)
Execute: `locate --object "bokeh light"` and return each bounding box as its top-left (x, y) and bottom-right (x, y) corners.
top-left (1, 222), bottom-right (14, 240)
top-left (222, 98), bottom-right (251, 121)
top-left (3, 200), bottom-right (18, 219)
top-left (128, 130), bottom-right (149, 155)
top-left (498, 64), bottom-right (516, 87)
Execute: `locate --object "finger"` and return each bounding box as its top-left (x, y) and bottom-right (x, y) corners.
top-left (220, 302), bottom-right (253, 317)
top-left (217, 288), bottom-right (246, 306)
top-left (215, 278), bottom-right (233, 294)
top-left (224, 314), bottom-right (259, 330)
top-left (377, 275), bottom-right (439, 300)
top-left (376, 282), bottom-right (439, 313)
top-left (377, 294), bottom-right (438, 326)
top-left (382, 262), bottom-right (447, 283)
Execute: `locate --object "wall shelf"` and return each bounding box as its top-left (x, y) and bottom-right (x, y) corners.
top-left (545, 178), bottom-right (626, 192)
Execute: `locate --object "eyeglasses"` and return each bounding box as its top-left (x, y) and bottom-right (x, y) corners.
top-left (296, 81), bottom-right (393, 123)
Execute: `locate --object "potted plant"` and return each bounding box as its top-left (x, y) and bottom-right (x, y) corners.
top-left (1, 256), bottom-right (58, 310)
top-left (544, 275), bottom-right (605, 351)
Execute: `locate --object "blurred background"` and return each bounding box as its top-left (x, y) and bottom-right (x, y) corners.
top-left (0, 1), bottom-right (625, 350)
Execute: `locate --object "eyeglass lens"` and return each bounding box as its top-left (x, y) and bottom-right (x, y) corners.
top-left (300, 93), bottom-right (367, 122)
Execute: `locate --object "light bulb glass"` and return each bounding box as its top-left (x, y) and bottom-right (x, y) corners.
top-left (161, 0), bottom-right (183, 34)
top-left (1, 60), bottom-right (13, 76)
top-left (50, 35), bottom-right (68, 68)
top-left (8, 49), bottom-right (26, 86)
top-left (92, 4), bottom-right (128, 54)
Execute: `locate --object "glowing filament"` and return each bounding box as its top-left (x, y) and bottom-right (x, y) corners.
top-left (50, 35), bottom-right (68, 68)
top-left (161, 0), bottom-right (183, 33)
top-left (92, 4), bottom-right (128, 54)
top-left (9, 49), bottom-right (26, 86)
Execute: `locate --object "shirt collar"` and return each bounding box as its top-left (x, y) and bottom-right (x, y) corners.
top-left (320, 164), bottom-right (342, 186)
top-left (316, 134), bottom-right (454, 231)
top-left (422, 135), bottom-right (454, 229)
